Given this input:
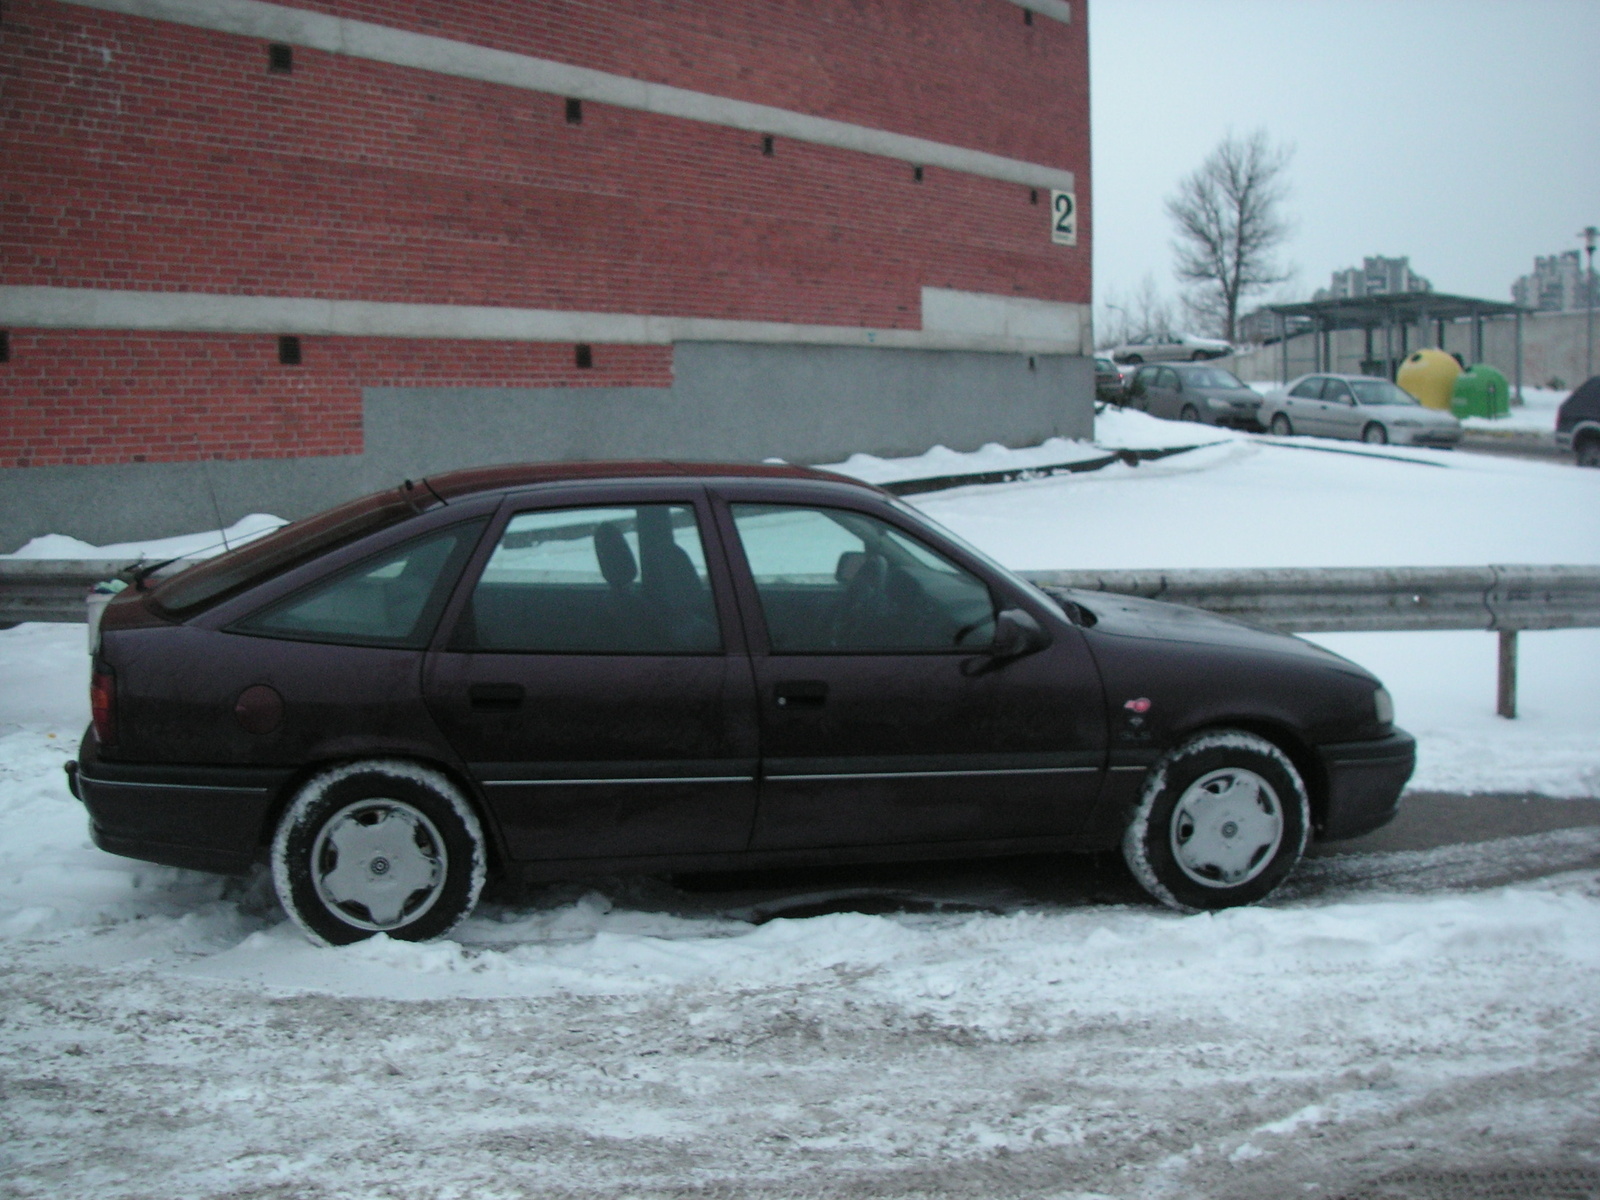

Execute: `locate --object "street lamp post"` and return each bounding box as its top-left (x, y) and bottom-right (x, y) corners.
top-left (1581, 226), bottom-right (1598, 381)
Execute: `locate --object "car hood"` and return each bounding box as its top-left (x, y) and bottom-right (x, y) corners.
top-left (1192, 386), bottom-right (1261, 405)
top-left (1371, 405), bottom-right (1458, 426)
top-left (1054, 587), bottom-right (1374, 679)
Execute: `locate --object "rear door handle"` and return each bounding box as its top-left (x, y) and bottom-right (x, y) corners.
top-left (774, 680), bottom-right (828, 708)
top-left (469, 682), bottom-right (525, 710)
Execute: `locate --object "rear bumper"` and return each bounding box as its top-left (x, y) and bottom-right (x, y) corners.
top-left (70, 729), bottom-right (292, 875)
top-left (1314, 729), bottom-right (1416, 841)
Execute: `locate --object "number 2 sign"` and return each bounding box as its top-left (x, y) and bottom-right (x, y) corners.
top-left (1050, 190), bottom-right (1077, 246)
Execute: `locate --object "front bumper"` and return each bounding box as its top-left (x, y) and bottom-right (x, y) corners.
top-left (1394, 428), bottom-right (1462, 447)
top-left (70, 729), bottom-right (292, 875)
top-left (1314, 728), bottom-right (1416, 841)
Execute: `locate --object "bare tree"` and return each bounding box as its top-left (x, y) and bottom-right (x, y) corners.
top-left (1096, 276), bottom-right (1176, 350)
top-left (1166, 130), bottom-right (1293, 342)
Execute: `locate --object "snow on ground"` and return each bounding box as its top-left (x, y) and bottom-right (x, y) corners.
top-left (4, 417), bottom-right (1600, 1197)
top-left (1, 512), bottom-right (284, 561)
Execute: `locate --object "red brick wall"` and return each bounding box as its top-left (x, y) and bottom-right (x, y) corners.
top-left (1, 0), bottom-right (1091, 467)
top-left (1, 331), bottom-right (673, 467)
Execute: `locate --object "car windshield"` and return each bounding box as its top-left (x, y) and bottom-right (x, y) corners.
top-left (1181, 367), bottom-right (1251, 391)
top-left (150, 486), bottom-right (427, 617)
top-left (1348, 379), bottom-right (1420, 406)
top-left (1095, 358), bottom-right (1115, 371)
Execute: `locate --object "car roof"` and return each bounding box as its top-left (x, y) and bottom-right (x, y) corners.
top-left (423, 459), bottom-right (877, 501)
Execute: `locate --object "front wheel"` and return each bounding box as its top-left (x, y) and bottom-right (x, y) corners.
top-left (1362, 423), bottom-right (1388, 445)
top-left (1180, 404), bottom-right (1202, 423)
top-left (1576, 437), bottom-right (1600, 468)
top-left (1269, 414), bottom-right (1292, 436)
top-left (1122, 731), bottom-right (1310, 912)
top-left (272, 760), bottom-right (488, 946)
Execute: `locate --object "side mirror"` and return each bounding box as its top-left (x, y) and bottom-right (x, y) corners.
top-left (990, 607), bottom-right (1050, 661)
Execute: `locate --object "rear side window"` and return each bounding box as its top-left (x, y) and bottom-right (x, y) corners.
top-left (1289, 377), bottom-right (1325, 399)
top-left (454, 504), bottom-right (720, 654)
top-left (152, 486), bottom-right (428, 618)
top-left (232, 521), bottom-right (485, 648)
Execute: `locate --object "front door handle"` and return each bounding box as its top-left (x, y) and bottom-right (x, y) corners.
top-left (774, 680), bottom-right (828, 709)
top-left (469, 682), bottom-right (525, 710)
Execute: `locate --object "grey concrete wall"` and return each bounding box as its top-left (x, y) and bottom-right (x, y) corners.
top-left (0, 342), bottom-right (1093, 551)
top-left (1225, 308), bottom-right (1598, 391)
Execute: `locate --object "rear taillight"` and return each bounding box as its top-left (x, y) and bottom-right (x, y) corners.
top-left (90, 664), bottom-right (117, 745)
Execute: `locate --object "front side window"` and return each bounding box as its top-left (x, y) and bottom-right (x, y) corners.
top-left (1323, 379), bottom-right (1354, 404)
top-left (730, 504), bottom-right (995, 653)
top-left (234, 520), bottom-right (485, 648)
top-left (455, 504), bottom-right (719, 653)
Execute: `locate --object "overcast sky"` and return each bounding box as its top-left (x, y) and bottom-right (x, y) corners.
top-left (1089, 0), bottom-right (1600, 317)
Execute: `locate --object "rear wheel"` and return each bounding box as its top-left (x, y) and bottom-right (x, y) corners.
top-left (1269, 414), bottom-right (1292, 436)
top-left (1122, 731), bottom-right (1310, 912)
top-left (272, 760), bottom-right (487, 946)
top-left (1362, 423), bottom-right (1388, 445)
top-left (1180, 404), bottom-right (1202, 423)
top-left (1577, 435), bottom-right (1600, 468)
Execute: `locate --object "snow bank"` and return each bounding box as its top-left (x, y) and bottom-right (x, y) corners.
top-left (2, 513), bottom-right (286, 561)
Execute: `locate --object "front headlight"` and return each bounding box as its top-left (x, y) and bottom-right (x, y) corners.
top-left (1374, 686), bottom-right (1394, 726)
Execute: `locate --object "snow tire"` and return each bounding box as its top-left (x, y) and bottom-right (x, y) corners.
top-left (272, 760), bottom-right (487, 946)
top-left (1122, 731), bottom-right (1310, 913)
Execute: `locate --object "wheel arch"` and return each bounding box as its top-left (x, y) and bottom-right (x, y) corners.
top-left (1178, 718), bottom-right (1329, 836)
top-left (254, 753), bottom-right (510, 879)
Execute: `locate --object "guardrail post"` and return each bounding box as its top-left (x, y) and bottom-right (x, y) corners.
top-left (1497, 629), bottom-right (1518, 719)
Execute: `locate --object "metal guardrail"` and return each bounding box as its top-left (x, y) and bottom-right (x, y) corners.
top-left (3, 560), bottom-right (1597, 718)
top-left (1024, 564), bottom-right (1600, 718)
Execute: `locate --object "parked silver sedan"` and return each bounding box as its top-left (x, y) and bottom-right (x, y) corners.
top-left (1257, 374), bottom-right (1462, 447)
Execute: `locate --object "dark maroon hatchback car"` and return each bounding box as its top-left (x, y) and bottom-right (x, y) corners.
top-left (68, 462), bottom-right (1413, 944)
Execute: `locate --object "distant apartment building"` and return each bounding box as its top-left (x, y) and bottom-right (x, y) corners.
top-left (1314, 256), bottom-right (1432, 301)
top-left (1512, 251), bottom-right (1595, 312)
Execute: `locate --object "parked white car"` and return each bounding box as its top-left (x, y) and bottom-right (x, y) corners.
top-left (1109, 332), bottom-right (1233, 364)
top-left (1257, 374), bottom-right (1462, 448)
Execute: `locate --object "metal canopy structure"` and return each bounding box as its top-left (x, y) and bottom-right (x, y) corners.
top-left (1263, 291), bottom-right (1531, 395)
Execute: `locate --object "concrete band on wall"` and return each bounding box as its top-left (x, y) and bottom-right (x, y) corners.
top-left (60, 0), bottom-right (1075, 193)
top-left (0, 342), bottom-right (1094, 551)
top-left (0, 287), bottom-right (1091, 356)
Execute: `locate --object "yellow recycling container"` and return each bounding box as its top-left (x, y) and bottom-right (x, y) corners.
top-left (1397, 348), bottom-right (1461, 411)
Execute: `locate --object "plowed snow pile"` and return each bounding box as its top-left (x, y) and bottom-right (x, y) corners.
top-left (3, 418), bottom-right (1599, 1198)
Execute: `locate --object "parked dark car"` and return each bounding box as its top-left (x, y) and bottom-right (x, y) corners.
top-left (1556, 375), bottom-right (1600, 467)
top-left (1126, 362), bottom-right (1264, 429)
top-left (68, 463), bottom-right (1414, 944)
top-left (1094, 356), bottom-right (1125, 403)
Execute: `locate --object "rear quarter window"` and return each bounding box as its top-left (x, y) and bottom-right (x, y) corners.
top-left (151, 487), bottom-right (427, 618)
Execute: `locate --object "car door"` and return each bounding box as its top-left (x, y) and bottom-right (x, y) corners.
top-left (1284, 376), bottom-right (1327, 433)
top-left (423, 485), bottom-right (760, 862)
top-left (715, 491), bottom-right (1107, 851)
top-left (1318, 378), bottom-right (1359, 438)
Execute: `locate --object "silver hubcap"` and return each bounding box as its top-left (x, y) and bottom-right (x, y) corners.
top-left (1170, 768), bottom-right (1283, 888)
top-left (311, 799), bottom-right (447, 930)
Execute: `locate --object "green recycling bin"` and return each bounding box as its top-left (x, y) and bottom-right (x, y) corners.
top-left (1452, 364), bottom-right (1511, 419)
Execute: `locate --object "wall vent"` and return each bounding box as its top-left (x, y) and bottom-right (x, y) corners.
top-left (566, 98), bottom-right (583, 125)
top-left (267, 43), bottom-right (293, 73)
top-left (575, 343), bottom-right (593, 369)
top-left (277, 335), bottom-right (302, 365)
top-left (762, 135), bottom-right (774, 157)
top-left (1024, 9), bottom-right (1034, 24)
top-left (0, 331), bottom-right (9, 364)
top-left (913, 165), bottom-right (923, 183)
